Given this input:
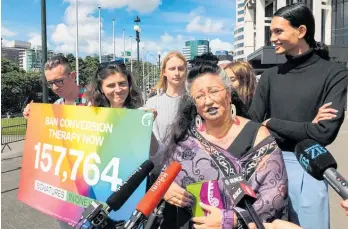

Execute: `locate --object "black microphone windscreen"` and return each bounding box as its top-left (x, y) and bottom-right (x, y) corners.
top-left (294, 139), bottom-right (337, 180)
top-left (106, 160), bottom-right (154, 211)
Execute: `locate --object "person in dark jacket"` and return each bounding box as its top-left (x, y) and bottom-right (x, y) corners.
top-left (248, 3), bottom-right (348, 229)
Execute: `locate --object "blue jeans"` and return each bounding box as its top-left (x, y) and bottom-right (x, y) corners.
top-left (283, 151), bottom-right (329, 229)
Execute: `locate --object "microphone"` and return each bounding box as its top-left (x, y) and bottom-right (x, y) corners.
top-left (295, 139), bottom-right (348, 199)
top-left (106, 160), bottom-right (155, 212)
top-left (124, 161), bottom-right (182, 229)
top-left (224, 174), bottom-right (265, 229)
top-left (81, 160), bottom-right (154, 229)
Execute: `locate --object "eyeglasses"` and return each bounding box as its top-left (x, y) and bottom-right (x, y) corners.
top-left (46, 75), bottom-right (69, 88)
top-left (192, 86), bottom-right (226, 104)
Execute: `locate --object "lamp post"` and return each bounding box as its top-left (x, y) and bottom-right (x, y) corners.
top-left (75, 0), bottom-right (79, 85)
top-left (112, 19), bottom-right (115, 61)
top-left (41, 0), bottom-right (48, 102)
top-left (142, 47), bottom-right (146, 101)
top-left (133, 16), bottom-right (141, 62)
top-left (157, 51), bottom-right (161, 70)
top-left (98, 6), bottom-right (101, 63)
top-left (129, 36), bottom-right (133, 72)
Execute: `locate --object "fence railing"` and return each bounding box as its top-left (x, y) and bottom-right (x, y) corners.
top-left (1, 114), bottom-right (27, 152)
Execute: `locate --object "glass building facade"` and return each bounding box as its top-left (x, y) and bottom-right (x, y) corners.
top-left (332, 0), bottom-right (348, 45)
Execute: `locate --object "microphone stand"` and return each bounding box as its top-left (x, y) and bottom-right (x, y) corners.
top-left (143, 200), bottom-right (166, 229)
top-left (244, 200), bottom-right (265, 229)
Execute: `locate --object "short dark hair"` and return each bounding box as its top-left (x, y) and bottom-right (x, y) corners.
top-left (44, 56), bottom-right (72, 72)
top-left (274, 3), bottom-right (330, 60)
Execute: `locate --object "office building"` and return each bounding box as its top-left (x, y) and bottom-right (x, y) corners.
top-left (183, 40), bottom-right (209, 61)
top-left (234, 0), bottom-right (247, 60)
top-left (215, 50), bottom-right (234, 62)
top-left (241, 0), bottom-right (348, 73)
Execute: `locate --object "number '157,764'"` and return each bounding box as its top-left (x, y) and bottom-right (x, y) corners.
top-left (34, 142), bottom-right (123, 192)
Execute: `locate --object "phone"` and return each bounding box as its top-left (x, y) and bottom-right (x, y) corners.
top-left (186, 182), bottom-right (205, 217)
top-left (186, 180), bottom-right (224, 217)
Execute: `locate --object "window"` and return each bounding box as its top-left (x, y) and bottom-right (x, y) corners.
top-left (265, 2), bottom-right (273, 17)
top-left (238, 17), bottom-right (244, 22)
top-left (238, 10), bottom-right (244, 15)
top-left (234, 43), bottom-right (244, 49)
top-left (238, 3), bottom-right (244, 8)
top-left (235, 35), bottom-right (244, 41)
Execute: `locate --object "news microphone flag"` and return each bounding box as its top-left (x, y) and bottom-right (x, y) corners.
top-left (295, 139), bottom-right (348, 199)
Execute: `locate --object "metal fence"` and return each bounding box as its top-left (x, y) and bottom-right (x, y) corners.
top-left (1, 113), bottom-right (27, 152)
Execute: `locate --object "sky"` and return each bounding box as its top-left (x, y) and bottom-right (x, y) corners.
top-left (2, 0), bottom-right (236, 62)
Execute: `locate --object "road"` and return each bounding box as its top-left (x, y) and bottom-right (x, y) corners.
top-left (1, 117), bottom-right (348, 229)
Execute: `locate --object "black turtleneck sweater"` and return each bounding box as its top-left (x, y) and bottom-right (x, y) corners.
top-left (249, 49), bottom-right (348, 151)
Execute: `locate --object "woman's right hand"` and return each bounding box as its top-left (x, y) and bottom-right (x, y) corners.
top-left (23, 101), bottom-right (33, 119)
top-left (164, 182), bottom-right (195, 208)
top-left (312, 102), bottom-right (338, 123)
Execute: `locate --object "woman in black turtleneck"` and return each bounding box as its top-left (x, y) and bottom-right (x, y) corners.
top-left (249, 3), bottom-right (347, 229)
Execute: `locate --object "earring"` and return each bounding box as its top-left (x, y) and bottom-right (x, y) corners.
top-left (231, 104), bottom-right (236, 120)
top-left (195, 115), bottom-right (205, 131)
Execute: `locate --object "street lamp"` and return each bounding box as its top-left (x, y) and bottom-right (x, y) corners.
top-left (133, 16), bottom-right (141, 62)
top-left (157, 51), bottom-right (161, 70)
top-left (98, 6), bottom-right (101, 63)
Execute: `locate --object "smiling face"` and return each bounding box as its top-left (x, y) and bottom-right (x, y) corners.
top-left (190, 73), bottom-right (231, 122)
top-left (270, 16), bottom-right (305, 56)
top-left (101, 73), bottom-right (129, 108)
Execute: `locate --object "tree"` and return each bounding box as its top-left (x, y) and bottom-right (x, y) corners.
top-left (1, 71), bottom-right (42, 114)
top-left (80, 56), bottom-right (99, 86)
top-left (1, 58), bottom-right (25, 74)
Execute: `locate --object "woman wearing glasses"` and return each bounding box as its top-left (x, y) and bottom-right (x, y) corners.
top-left (160, 55), bottom-right (288, 229)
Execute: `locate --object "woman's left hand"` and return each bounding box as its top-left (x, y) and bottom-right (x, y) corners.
top-left (138, 107), bottom-right (158, 120)
top-left (192, 203), bottom-right (223, 229)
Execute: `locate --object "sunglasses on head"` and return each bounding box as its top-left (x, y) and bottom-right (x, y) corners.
top-left (98, 62), bottom-right (127, 71)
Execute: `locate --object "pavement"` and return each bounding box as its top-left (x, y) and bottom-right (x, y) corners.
top-left (1, 117), bottom-right (348, 229)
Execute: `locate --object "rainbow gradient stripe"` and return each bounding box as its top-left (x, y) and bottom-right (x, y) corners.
top-left (18, 103), bottom-right (153, 225)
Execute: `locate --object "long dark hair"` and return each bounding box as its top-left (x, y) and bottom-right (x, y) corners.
top-left (162, 53), bottom-right (245, 164)
top-left (274, 3), bottom-right (330, 60)
top-left (89, 63), bottom-right (143, 108)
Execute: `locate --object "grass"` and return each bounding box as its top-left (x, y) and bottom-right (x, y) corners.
top-left (1, 117), bottom-right (27, 136)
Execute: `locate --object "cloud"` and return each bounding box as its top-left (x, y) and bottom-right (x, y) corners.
top-left (28, 33), bottom-right (42, 47)
top-left (2, 26), bottom-right (17, 37)
top-left (2, 39), bottom-right (11, 46)
top-left (161, 6), bottom-right (206, 23)
top-left (50, 0), bottom-right (161, 55)
top-left (209, 38), bottom-right (233, 53)
top-left (160, 33), bottom-right (174, 44)
top-left (64, 0), bottom-right (161, 14)
top-left (186, 16), bottom-right (225, 34)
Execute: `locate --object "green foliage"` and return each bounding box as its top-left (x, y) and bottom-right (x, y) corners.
top-left (1, 58), bottom-right (25, 74)
top-left (1, 70), bottom-right (42, 114)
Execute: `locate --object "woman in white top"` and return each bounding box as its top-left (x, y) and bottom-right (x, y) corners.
top-left (145, 51), bottom-right (188, 145)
